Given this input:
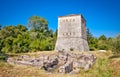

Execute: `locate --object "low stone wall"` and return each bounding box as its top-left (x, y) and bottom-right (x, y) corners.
top-left (7, 51), bottom-right (97, 74)
top-left (59, 61), bottom-right (73, 73)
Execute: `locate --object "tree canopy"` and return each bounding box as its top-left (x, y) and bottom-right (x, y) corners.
top-left (28, 16), bottom-right (48, 32)
top-left (0, 16), bottom-right (57, 53)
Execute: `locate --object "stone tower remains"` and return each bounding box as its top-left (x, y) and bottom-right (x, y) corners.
top-left (55, 14), bottom-right (89, 51)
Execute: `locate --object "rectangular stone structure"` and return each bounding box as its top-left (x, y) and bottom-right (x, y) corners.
top-left (55, 14), bottom-right (89, 51)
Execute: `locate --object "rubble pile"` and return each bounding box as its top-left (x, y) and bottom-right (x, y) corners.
top-left (7, 51), bottom-right (97, 74)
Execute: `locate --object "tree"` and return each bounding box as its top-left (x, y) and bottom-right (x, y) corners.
top-left (87, 28), bottom-right (93, 41)
top-left (110, 34), bottom-right (120, 54)
top-left (0, 24), bottom-right (2, 30)
top-left (27, 16), bottom-right (56, 51)
top-left (0, 25), bottom-right (27, 39)
top-left (0, 40), bottom-right (3, 52)
top-left (1, 36), bottom-right (14, 53)
top-left (98, 35), bottom-right (107, 40)
top-left (87, 28), bottom-right (98, 50)
top-left (0, 24), bottom-right (2, 51)
top-left (0, 24), bottom-right (29, 53)
top-left (54, 29), bottom-right (58, 38)
top-left (0, 26), bottom-right (15, 39)
top-left (12, 33), bottom-right (30, 53)
top-left (17, 24), bottom-right (27, 32)
top-left (28, 16), bottom-right (48, 32)
top-left (98, 35), bottom-right (108, 50)
top-left (29, 39), bottom-right (41, 51)
top-left (0, 15), bottom-right (56, 53)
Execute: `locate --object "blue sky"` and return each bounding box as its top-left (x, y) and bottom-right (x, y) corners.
top-left (0, 0), bottom-right (120, 37)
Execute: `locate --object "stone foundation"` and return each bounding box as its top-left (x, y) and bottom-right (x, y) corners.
top-left (7, 51), bottom-right (96, 74)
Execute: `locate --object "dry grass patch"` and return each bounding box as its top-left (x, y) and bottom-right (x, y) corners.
top-left (109, 55), bottom-right (120, 77)
top-left (0, 51), bottom-right (120, 77)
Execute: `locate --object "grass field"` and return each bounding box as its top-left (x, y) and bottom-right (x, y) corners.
top-left (0, 51), bottom-right (120, 77)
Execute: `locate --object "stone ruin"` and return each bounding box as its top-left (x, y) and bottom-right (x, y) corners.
top-left (7, 51), bottom-right (97, 74)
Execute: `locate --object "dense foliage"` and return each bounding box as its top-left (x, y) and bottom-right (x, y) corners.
top-left (87, 29), bottom-right (120, 54)
top-left (0, 15), bottom-right (119, 54)
top-left (109, 35), bottom-right (120, 54)
top-left (0, 16), bottom-right (57, 53)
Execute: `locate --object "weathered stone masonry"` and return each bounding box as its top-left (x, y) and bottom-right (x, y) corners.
top-left (55, 14), bottom-right (89, 51)
top-left (7, 51), bottom-right (97, 73)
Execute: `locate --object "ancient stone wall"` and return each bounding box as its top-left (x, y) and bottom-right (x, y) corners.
top-left (7, 51), bottom-right (97, 74)
top-left (55, 14), bottom-right (89, 51)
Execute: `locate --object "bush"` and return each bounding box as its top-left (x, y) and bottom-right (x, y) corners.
top-left (89, 47), bottom-right (95, 51)
top-left (70, 48), bottom-right (74, 51)
top-left (110, 35), bottom-right (120, 54)
top-left (98, 45), bottom-right (108, 50)
top-left (0, 56), bottom-right (6, 61)
top-left (0, 52), bottom-right (7, 61)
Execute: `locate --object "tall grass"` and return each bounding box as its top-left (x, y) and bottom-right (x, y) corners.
top-left (96, 58), bottom-right (112, 77)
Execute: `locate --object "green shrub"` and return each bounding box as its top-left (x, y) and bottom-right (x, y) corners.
top-left (70, 48), bottom-right (74, 51)
top-left (98, 45), bottom-right (108, 50)
top-left (89, 46), bottom-right (95, 51)
top-left (0, 52), bottom-right (7, 61)
top-left (0, 56), bottom-right (6, 60)
top-left (110, 35), bottom-right (120, 54)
